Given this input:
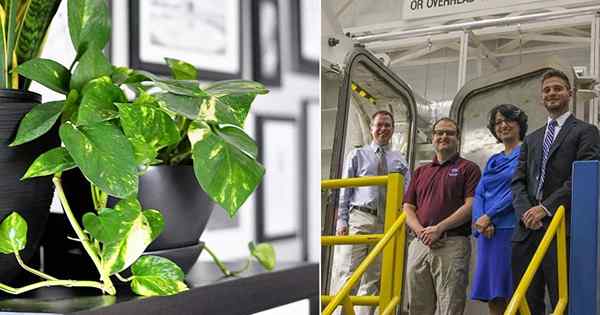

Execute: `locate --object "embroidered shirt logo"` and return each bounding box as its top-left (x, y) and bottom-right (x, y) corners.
top-left (449, 168), bottom-right (460, 177)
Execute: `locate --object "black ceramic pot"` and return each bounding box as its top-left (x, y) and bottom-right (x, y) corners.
top-left (57, 165), bottom-right (214, 272)
top-left (136, 165), bottom-right (215, 251)
top-left (0, 89), bottom-right (60, 283)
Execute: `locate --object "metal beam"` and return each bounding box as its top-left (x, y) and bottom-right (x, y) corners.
top-left (366, 15), bottom-right (592, 53)
top-left (355, 5), bottom-right (600, 43)
top-left (390, 42), bottom-right (446, 65)
top-left (521, 34), bottom-right (590, 44)
top-left (457, 32), bottom-right (469, 91)
top-left (468, 31), bottom-right (500, 69)
top-left (559, 27), bottom-right (591, 37)
top-left (389, 43), bottom-right (589, 67)
top-left (335, 0), bottom-right (354, 18)
top-left (591, 13), bottom-right (600, 126)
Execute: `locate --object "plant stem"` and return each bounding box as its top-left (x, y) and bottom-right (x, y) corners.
top-left (53, 175), bottom-right (116, 295)
top-left (0, 279), bottom-right (105, 295)
top-left (169, 151), bottom-right (191, 165)
top-left (14, 251), bottom-right (57, 281)
top-left (202, 245), bottom-right (232, 277)
top-left (91, 185), bottom-right (108, 211)
top-left (229, 258), bottom-right (251, 276)
top-left (115, 273), bottom-right (133, 282)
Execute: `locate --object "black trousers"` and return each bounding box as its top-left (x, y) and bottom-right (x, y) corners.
top-left (511, 230), bottom-right (569, 315)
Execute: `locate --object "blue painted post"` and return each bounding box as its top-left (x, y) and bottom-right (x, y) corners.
top-left (569, 161), bottom-right (600, 315)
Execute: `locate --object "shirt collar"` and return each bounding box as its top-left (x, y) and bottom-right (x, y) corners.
top-left (547, 111), bottom-right (571, 128)
top-left (432, 153), bottom-right (459, 166)
top-left (370, 142), bottom-right (391, 152)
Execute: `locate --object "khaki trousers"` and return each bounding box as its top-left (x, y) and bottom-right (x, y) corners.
top-left (331, 209), bottom-right (383, 315)
top-left (406, 236), bottom-right (470, 315)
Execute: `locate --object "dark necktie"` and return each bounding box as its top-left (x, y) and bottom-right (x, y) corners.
top-left (536, 120), bottom-right (558, 200)
top-left (376, 146), bottom-right (388, 217)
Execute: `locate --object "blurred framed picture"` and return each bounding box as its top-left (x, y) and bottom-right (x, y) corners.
top-left (290, 0), bottom-right (318, 75)
top-left (300, 97), bottom-right (319, 261)
top-left (251, 0), bottom-right (281, 87)
top-left (129, 0), bottom-right (243, 80)
top-left (255, 115), bottom-right (299, 242)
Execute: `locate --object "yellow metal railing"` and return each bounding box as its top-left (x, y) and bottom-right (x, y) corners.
top-left (321, 173), bottom-right (406, 315)
top-left (505, 205), bottom-right (568, 315)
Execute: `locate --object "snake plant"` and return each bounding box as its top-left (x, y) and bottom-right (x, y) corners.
top-left (0, 0), bottom-right (61, 90)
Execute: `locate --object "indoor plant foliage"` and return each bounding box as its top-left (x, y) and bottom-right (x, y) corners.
top-left (0, 0), bottom-right (275, 297)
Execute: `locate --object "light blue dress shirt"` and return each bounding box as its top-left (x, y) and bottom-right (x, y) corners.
top-left (337, 142), bottom-right (411, 229)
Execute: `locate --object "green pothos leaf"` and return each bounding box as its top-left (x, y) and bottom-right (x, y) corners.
top-left (22, 147), bottom-right (76, 179)
top-left (0, 212), bottom-right (27, 254)
top-left (130, 255), bottom-right (188, 296)
top-left (115, 102), bottom-right (179, 165)
top-left (59, 121), bottom-right (138, 199)
top-left (77, 76), bottom-right (126, 126)
top-left (249, 242), bottom-right (276, 271)
top-left (188, 122), bottom-right (264, 217)
top-left (10, 101), bottom-right (64, 147)
top-left (100, 210), bottom-right (153, 275)
top-left (165, 57), bottom-right (197, 80)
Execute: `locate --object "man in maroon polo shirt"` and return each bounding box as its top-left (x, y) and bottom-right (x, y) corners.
top-left (403, 117), bottom-right (481, 315)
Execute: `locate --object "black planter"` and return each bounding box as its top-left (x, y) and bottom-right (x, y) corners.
top-left (0, 89), bottom-right (60, 283)
top-left (136, 165), bottom-right (215, 251)
top-left (56, 165), bottom-right (214, 273)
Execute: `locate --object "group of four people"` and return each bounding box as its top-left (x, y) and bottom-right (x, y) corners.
top-left (334, 69), bottom-right (600, 315)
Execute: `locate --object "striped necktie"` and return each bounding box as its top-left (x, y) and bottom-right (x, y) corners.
top-left (376, 146), bottom-right (388, 217)
top-left (536, 120), bottom-right (558, 200)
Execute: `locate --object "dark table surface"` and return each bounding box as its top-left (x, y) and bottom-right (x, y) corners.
top-left (0, 261), bottom-right (319, 315)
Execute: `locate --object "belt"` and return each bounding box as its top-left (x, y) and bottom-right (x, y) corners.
top-left (352, 206), bottom-right (378, 216)
top-left (409, 228), bottom-right (468, 239)
top-left (441, 230), bottom-right (468, 238)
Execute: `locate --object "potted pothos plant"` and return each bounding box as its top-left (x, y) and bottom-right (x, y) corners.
top-left (0, 0), bottom-right (62, 283)
top-left (0, 0), bottom-right (275, 297)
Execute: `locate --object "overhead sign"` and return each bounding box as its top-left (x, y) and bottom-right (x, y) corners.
top-left (402, 0), bottom-right (594, 20)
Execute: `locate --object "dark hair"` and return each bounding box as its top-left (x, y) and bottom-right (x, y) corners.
top-left (542, 69), bottom-right (571, 90)
top-left (371, 110), bottom-right (394, 124)
top-left (432, 117), bottom-right (460, 136)
top-left (487, 104), bottom-right (528, 142)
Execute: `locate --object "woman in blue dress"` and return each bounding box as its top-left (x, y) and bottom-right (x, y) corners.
top-left (471, 104), bottom-right (528, 315)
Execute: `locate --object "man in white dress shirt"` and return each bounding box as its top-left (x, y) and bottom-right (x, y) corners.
top-left (333, 110), bottom-right (410, 315)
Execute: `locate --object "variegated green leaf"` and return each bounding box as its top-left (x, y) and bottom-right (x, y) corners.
top-left (188, 122), bottom-right (265, 216)
top-left (22, 147), bottom-right (75, 179)
top-left (10, 101), bottom-right (63, 146)
top-left (115, 102), bottom-right (179, 165)
top-left (0, 212), bottom-right (27, 254)
top-left (70, 47), bottom-right (112, 91)
top-left (17, 58), bottom-right (70, 94)
top-left (143, 209), bottom-right (164, 242)
top-left (68, 0), bottom-right (110, 55)
top-left (59, 121), bottom-right (138, 198)
top-left (214, 125), bottom-right (258, 159)
top-left (83, 206), bottom-right (140, 244)
top-left (130, 255), bottom-right (188, 296)
top-left (205, 80), bottom-right (268, 126)
top-left (249, 242), bottom-right (276, 271)
top-left (100, 210), bottom-right (153, 275)
top-left (78, 76), bottom-right (126, 126)
top-left (165, 57), bottom-right (197, 80)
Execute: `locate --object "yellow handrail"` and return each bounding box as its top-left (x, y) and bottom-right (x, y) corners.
top-left (504, 205), bottom-right (568, 315)
top-left (321, 173), bottom-right (405, 315)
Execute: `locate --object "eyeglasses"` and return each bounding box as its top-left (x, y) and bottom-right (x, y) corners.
top-left (494, 119), bottom-right (514, 126)
top-left (432, 129), bottom-right (457, 137)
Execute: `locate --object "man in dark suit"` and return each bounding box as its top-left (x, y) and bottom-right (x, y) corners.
top-left (511, 69), bottom-right (600, 314)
